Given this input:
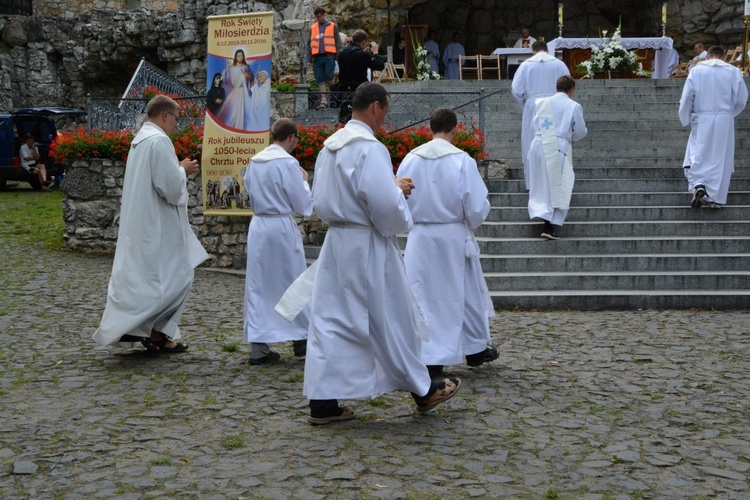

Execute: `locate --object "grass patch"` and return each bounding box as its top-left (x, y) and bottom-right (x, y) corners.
top-left (0, 189), bottom-right (66, 251)
top-left (221, 435), bottom-right (245, 449)
top-left (222, 342), bottom-right (239, 353)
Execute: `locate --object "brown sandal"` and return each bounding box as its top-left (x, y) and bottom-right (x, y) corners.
top-left (307, 407), bottom-right (355, 425)
top-left (414, 377), bottom-right (461, 413)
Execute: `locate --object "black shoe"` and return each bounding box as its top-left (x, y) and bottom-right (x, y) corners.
top-left (691, 185), bottom-right (706, 208)
top-left (466, 345), bottom-right (500, 367)
top-left (427, 365), bottom-right (445, 379)
top-left (248, 351), bottom-right (281, 365)
top-left (293, 340), bottom-right (307, 358)
top-left (541, 221), bottom-right (560, 240)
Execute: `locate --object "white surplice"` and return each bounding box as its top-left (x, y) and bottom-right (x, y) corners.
top-left (511, 52), bottom-right (570, 188)
top-left (678, 58), bottom-right (748, 204)
top-left (424, 40), bottom-right (440, 74)
top-left (243, 144), bottom-right (313, 344)
top-left (397, 138), bottom-right (494, 366)
top-left (527, 92), bottom-right (587, 226)
top-left (93, 122), bottom-right (209, 346)
top-left (304, 119), bottom-right (431, 400)
top-left (442, 42), bottom-right (465, 80)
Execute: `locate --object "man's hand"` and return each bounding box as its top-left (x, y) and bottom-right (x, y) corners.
top-left (299, 166), bottom-right (309, 181)
top-left (396, 177), bottom-right (414, 199)
top-left (181, 158), bottom-right (199, 176)
top-left (369, 42), bottom-right (379, 54)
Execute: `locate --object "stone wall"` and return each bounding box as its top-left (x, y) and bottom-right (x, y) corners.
top-left (35, 0), bottom-right (178, 17)
top-left (60, 155), bottom-right (507, 268)
top-left (1, 0), bottom-right (748, 114)
top-left (60, 157), bottom-right (328, 268)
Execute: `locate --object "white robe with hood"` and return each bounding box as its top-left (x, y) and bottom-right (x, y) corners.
top-left (527, 92), bottom-right (587, 226)
top-left (679, 58), bottom-right (748, 204)
top-left (304, 119), bottom-right (431, 400)
top-left (397, 138), bottom-right (494, 366)
top-left (511, 52), bottom-right (570, 188)
top-left (243, 144), bottom-right (312, 344)
top-left (93, 122), bottom-right (208, 346)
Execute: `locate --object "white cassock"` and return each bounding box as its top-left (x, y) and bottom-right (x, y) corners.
top-left (679, 59), bottom-right (748, 205)
top-left (93, 122), bottom-right (209, 346)
top-left (248, 80), bottom-right (271, 132)
top-left (424, 40), bottom-right (440, 74)
top-left (243, 144), bottom-right (313, 345)
top-left (527, 92), bottom-right (587, 226)
top-left (304, 119), bottom-right (431, 400)
top-left (511, 52), bottom-right (570, 189)
top-left (397, 138), bottom-right (494, 366)
top-left (442, 42), bottom-right (465, 80)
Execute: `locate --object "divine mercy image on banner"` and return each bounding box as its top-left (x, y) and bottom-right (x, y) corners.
top-left (203, 11), bottom-right (273, 215)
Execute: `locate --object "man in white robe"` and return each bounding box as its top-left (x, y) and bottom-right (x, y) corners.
top-left (512, 41), bottom-right (570, 190)
top-left (93, 95), bottom-right (207, 352)
top-left (424, 30), bottom-right (440, 75)
top-left (243, 118), bottom-right (313, 365)
top-left (305, 82), bottom-right (461, 425)
top-left (397, 108), bottom-right (497, 378)
top-left (527, 75), bottom-right (587, 240)
top-left (679, 45), bottom-right (748, 208)
top-left (442, 32), bottom-right (465, 80)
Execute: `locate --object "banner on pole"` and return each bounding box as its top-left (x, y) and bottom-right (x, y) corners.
top-left (203, 12), bottom-right (274, 215)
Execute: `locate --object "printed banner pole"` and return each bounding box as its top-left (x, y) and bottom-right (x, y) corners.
top-left (203, 12), bottom-right (274, 215)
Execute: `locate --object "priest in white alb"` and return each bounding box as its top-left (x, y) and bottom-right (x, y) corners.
top-left (93, 95), bottom-right (207, 352)
top-left (511, 41), bottom-right (570, 189)
top-left (243, 118), bottom-right (313, 365)
top-left (442, 32), bottom-right (465, 80)
top-left (301, 82), bottom-right (460, 425)
top-left (679, 45), bottom-right (748, 208)
top-left (397, 108), bottom-right (497, 379)
top-left (527, 75), bottom-right (587, 240)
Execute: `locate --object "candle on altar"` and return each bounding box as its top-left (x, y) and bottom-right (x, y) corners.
top-left (558, 3), bottom-right (563, 25)
top-left (662, 2), bottom-right (667, 24)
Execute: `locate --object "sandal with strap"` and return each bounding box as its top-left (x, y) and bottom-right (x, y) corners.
top-left (140, 337), bottom-right (162, 353)
top-left (307, 407), bottom-right (355, 425)
top-left (154, 337), bottom-right (189, 353)
top-left (413, 377), bottom-right (461, 413)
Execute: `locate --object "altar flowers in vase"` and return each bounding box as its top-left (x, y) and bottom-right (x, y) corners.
top-left (577, 24), bottom-right (651, 78)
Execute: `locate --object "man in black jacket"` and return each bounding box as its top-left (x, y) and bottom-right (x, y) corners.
top-left (337, 30), bottom-right (386, 93)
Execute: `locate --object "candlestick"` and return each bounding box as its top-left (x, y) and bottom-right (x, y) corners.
top-left (558, 3), bottom-right (563, 26)
top-left (662, 2), bottom-right (667, 25)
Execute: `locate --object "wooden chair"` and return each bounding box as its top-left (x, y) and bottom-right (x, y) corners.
top-left (725, 46), bottom-right (741, 63)
top-left (671, 62), bottom-right (689, 78)
top-left (459, 55), bottom-right (480, 80)
top-left (377, 62), bottom-right (402, 83)
top-left (479, 55), bottom-right (502, 80)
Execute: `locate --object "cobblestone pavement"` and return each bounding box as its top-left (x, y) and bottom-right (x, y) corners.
top-left (1, 235), bottom-right (749, 499)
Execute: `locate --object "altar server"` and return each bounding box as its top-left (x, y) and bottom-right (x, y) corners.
top-left (304, 82), bottom-right (461, 425)
top-left (511, 41), bottom-right (570, 189)
top-left (527, 75), bottom-right (587, 239)
top-left (679, 45), bottom-right (748, 208)
top-left (397, 108), bottom-right (498, 378)
top-left (442, 32), bottom-right (465, 80)
top-left (243, 118), bottom-right (312, 365)
top-left (93, 95), bottom-right (207, 352)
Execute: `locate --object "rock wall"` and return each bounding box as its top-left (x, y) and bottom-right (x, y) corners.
top-left (60, 158), bottom-right (328, 268)
top-left (1, 0), bottom-right (748, 113)
top-left (60, 155), bottom-right (507, 268)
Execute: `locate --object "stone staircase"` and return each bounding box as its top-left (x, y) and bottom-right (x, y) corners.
top-left (299, 78), bottom-right (750, 310)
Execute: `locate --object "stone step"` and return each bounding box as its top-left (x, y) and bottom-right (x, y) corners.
top-left (475, 236), bottom-right (750, 255)
top-left (497, 166), bottom-right (750, 180)
top-left (479, 253), bottom-right (750, 273)
top-left (475, 220), bottom-right (750, 238)
top-left (485, 178), bottom-right (750, 192)
top-left (483, 270), bottom-right (750, 291)
top-left (488, 289), bottom-right (750, 310)
top-left (488, 191), bottom-right (750, 207)
top-left (487, 205), bottom-right (750, 222)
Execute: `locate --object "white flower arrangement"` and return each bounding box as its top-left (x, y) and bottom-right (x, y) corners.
top-left (411, 32), bottom-right (441, 81)
top-left (577, 24), bottom-right (651, 78)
